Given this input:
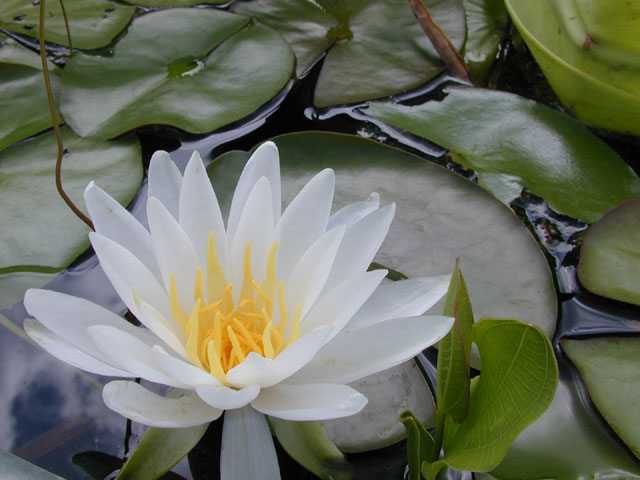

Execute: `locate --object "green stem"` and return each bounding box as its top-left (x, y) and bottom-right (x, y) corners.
top-left (39, 0), bottom-right (93, 230)
top-left (59, 0), bottom-right (73, 53)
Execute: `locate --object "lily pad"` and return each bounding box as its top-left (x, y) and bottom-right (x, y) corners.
top-left (232, 0), bottom-right (466, 107)
top-left (489, 360), bottom-right (640, 480)
top-left (0, 34), bottom-right (59, 152)
top-left (562, 337), bottom-right (640, 459)
top-left (0, 0), bottom-right (135, 49)
top-left (462, 0), bottom-right (508, 82)
top-left (60, 8), bottom-right (294, 140)
top-left (208, 132), bottom-right (557, 362)
top-left (122, 0), bottom-right (223, 5)
top-left (0, 127), bottom-right (142, 302)
top-left (504, 0), bottom-right (640, 135)
top-left (578, 200), bottom-right (640, 305)
top-left (366, 87), bottom-right (640, 223)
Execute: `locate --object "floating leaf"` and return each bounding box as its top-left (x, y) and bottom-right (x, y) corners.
top-left (504, 0), bottom-right (640, 135)
top-left (489, 361), bottom-right (640, 480)
top-left (578, 200), bottom-right (640, 305)
top-left (0, 0), bottom-right (135, 49)
top-left (208, 132), bottom-right (556, 364)
top-left (366, 87), bottom-right (640, 223)
top-left (462, 0), bottom-right (508, 82)
top-left (61, 8), bottom-right (294, 139)
top-left (562, 337), bottom-right (640, 460)
top-left (0, 127), bottom-right (142, 304)
top-left (0, 451), bottom-right (64, 479)
top-left (0, 34), bottom-right (59, 152)
top-left (123, 0), bottom-right (224, 5)
top-left (437, 261), bottom-right (473, 424)
top-left (435, 319), bottom-right (557, 473)
top-left (116, 424), bottom-right (209, 480)
top-left (232, 0), bottom-right (466, 107)
top-left (269, 417), bottom-right (353, 480)
top-left (0, 271), bottom-right (56, 311)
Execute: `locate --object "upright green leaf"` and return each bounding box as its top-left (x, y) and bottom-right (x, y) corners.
top-left (578, 199), bottom-right (640, 305)
top-left (562, 337), bottom-right (640, 459)
top-left (0, 0), bottom-right (134, 49)
top-left (366, 88), bottom-right (640, 223)
top-left (61, 8), bottom-right (294, 139)
top-left (437, 260), bottom-right (473, 425)
top-left (437, 319), bottom-right (557, 472)
top-left (116, 424), bottom-right (209, 480)
top-left (269, 417), bottom-right (353, 480)
top-left (399, 411), bottom-right (435, 480)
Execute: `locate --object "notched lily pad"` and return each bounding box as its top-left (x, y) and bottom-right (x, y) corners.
top-left (0, 127), bottom-right (142, 302)
top-left (0, 34), bottom-right (60, 151)
top-left (0, 0), bottom-right (135, 49)
top-left (578, 200), bottom-right (640, 305)
top-left (61, 8), bottom-right (294, 140)
top-left (562, 336), bottom-right (640, 460)
top-left (208, 132), bottom-right (557, 368)
top-left (232, 0), bottom-right (466, 107)
top-left (366, 87), bottom-right (640, 223)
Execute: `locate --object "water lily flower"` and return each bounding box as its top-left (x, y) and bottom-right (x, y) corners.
top-left (23, 142), bottom-right (454, 478)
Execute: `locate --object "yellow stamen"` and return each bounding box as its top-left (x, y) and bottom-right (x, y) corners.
top-left (283, 304), bottom-right (303, 350)
top-left (186, 300), bottom-right (203, 368)
top-left (206, 232), bottom-right (227, 305)
top-left (227, 325), bottom-right (246, 363)
top-left (169, 273), bottom-right (188, 332)
top-left (194, 267), bottom-right (204, 303)
top-left (206, 341), bottom-right (228, 385)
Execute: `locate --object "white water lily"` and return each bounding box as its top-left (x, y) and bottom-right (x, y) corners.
top-left (23, 142), bottom-right (453, 478)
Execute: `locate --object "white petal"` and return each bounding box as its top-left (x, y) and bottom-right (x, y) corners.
top-left (136, 297), bottom-right (187, 359)
top-left (347, 274), bottom-right (451, 332)
top-left (327, 192), bottom-right (380, 230)
top-left (301, 270), bottom-right (387, 340)
top-left (179, 151), bottom-right (228, 268)
top-left (84, 182), bottom-right (161, 281)
top-left (24, 288), bottom-right (152, 368)
top-left (226, 326), bottom-right (332, 388)
top-left (89, 232), bottom-right (171, 321)
top-left (323, 203), bottom-right (395, 293)
top-left (227, 141), bottom-right (280, 244)
top-left (88, 325), bottom-right (188, 388)
top-left (224, 352), bottom-right (272, 389)
top-left (153, 345), bottom-right (220, 387)
top-left (148, 150), bottom-right (183, 219)
top-left (103, 380), bottom-right (222, 428)
top-left (24, 319), bottom-right (134, 377)
top-left (252, 383), bottom-right (367, 421)
top-left (147, 197), bottom-right (200, 311)
top-left (291, 315), bottom-right (454, 385)
top-left (221, 406), bottom-right (280, 480)
top-left (228, 176), bottom-right (273, 292)
top-left (274, 169), bottom-right (335, 280)
top-left (284, 226), bottom-right (345, 318)
top-left (196, 384), bottom-right (260, 410)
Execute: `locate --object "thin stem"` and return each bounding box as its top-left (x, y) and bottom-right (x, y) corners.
top-left (407, 0), bottom-right (474, 84)
top-left (59, 0), bottom-right (73, 53)
top-left (39, 0), bottom-right (93, 230)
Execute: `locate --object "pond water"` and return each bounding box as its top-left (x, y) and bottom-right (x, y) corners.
top-left (2, 42), bottom-right (640, 480)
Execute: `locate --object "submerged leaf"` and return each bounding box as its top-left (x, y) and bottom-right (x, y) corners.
top-left (366, 87), bottom-right (640, 223)
top-left (61, 8), bottom-right (294, 139)
top-left (233, 0), bottom-right (466, 107)
top-left (116, 424), bottom-right (208, 480)
top-left (0, 0), bottom-right (134, 49)
top-left (578, 199), bottom-right (640, 305)
top-left (438, 319), bottom-right (557, 472)
top-left (269, 417), bottom-right (353, 480)
top-left (562, 337), bottom-right (640, 460)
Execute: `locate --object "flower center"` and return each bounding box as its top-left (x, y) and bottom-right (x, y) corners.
top-left (169, 232), bottom-right (301, 385)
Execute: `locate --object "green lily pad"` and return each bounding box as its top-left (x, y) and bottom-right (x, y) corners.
top-left (122, 0), bottom-right (223, 5)
top-left (562, 337), bottom-right (640, 459)
top-left (504, 0), bottom-right (640, 135)
top-left (0, 127), bottom-right (141, 284)
top-left (489, 363), bottom-right (640, 480)
top-left (60, 8), bottom-right (294, 140)
top-left (366, 87), bottom-right (640, 223)
top-left (0, 271), bottom-right (57, 311)
top-left (578, 200), bottom-right (640, 305)
top-left (0, 34), bottom-right (59, 152)
top-left (208, 132), bottom-right (557, 363)
top-left (232, 0), bottom-right (466, 107)
top-left (462, 0), bottom-right (508, 82)
top-left (0, 0), bottom-right (135, 49)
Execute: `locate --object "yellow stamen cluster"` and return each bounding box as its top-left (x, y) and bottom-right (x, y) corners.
top-left (169, 232), bottom-right (301, 385)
